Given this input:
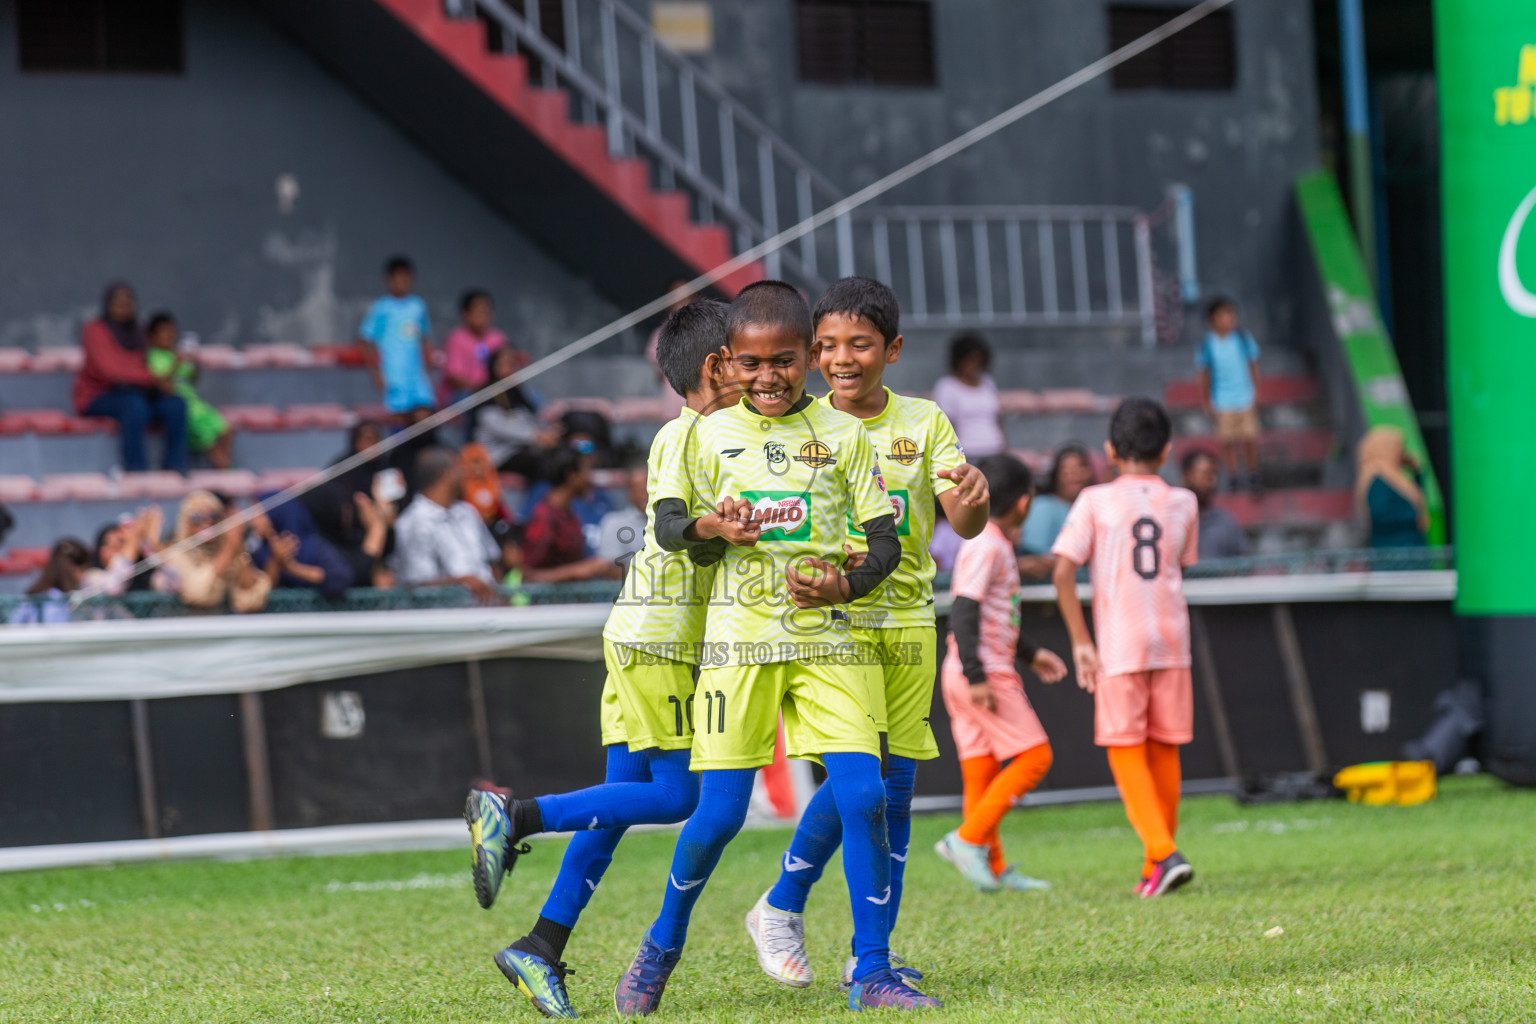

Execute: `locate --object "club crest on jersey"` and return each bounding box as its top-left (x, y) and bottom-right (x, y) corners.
top-left (763, 441), bottom-right (786, 465)
top-left (741, 492), bottom-right (813, 540)
top-left (793, 440), bottom-right (836, 468)
top-left (889, 437), bottom-right (921, 465)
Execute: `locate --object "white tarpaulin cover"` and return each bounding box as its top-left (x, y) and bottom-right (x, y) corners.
top-left (0, 572), bottom-right (1454, 704)
top-left (0, 604), bottom-right (610, 703)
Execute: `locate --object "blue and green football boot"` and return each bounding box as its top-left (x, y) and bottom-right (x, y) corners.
top-left (466, 782), bottom-right (529, 910)
top-left (495, 945), bottom-right (579, 1019)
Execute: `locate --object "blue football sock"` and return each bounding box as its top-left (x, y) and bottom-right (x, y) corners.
top-left (883, 755), bottom-right (917, 935)
top-left (823, 751), bottom-right (891, 982)
top-left (649, 768), bottom-right (755, 950)
top-left (537, 744), bottom-right (652, 930)
top-left (535, 747), bottom-right (698, 833)
top-left (766, 780), bottom-right (841, 914)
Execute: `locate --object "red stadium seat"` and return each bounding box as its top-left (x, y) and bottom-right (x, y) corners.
top-left (193, 344), bottom-right (241, 370)
top-left (541, 397), bottom-right (616, 423)
top-left (241, 343), bottom-right (314, 369)
top-left (0, 476), bottom-right (39, 502)
top-left (220, 405), bottom-right (285, 431)
top-left (0, 348), bottom-right (33, 373)
top-left (996, 390), bottom-right (1043, 415)
top-left (117, 472), bottom-right (192, 500)
top-left (1037, 388), bottom-right (1100, 414)
top-left (284, 404), bottom-right (355, 430)
top-left (187, 469), bottom-right (260, 498)
top-left (11, 409), bottom-right (74, 435)
top-left (0, 547), bottom-right (50, 575)
top-left (254, 468), bottom-right (323, 493)
top-left (38, 473), bottom-right (114, 502)
top-left (31, 347), bottom-right (83, 373)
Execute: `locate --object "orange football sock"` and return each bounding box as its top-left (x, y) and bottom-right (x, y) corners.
top-left (1107, 743), bottom-right (1176, 866)
top-left (959, 755), bottom-right (1006, 875)
top-left (958, 743), bottom-right (1054, 863)
top-left (1140, 741), bottom-right (1182, 876)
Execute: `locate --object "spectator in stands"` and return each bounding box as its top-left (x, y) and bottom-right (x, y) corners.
top-left (390, 447), bottom-right (500, 602)
top-left (933, 332), bottom-right (1007, 459)
top-left (145, 312), bottom-right (233, 469)
top-left (359, 256), bottom-right (436, 429)
top-left (440, 288), bottom-right (510, 443)
top-left (475, 345), bottom-right (560, 478)
top-left (1017, 444), bottom-right (1096, 578)
top-left (251, 500), bottom-right (354, 598)
top-left (1356, 426), bottom-right (1428, 548)
top-left (309, 420), bottom-right (400, 587)
top-left (1182, 448), bottom-right (1251, 559)
top-left (152, 491), bottom-right (271, 612)
top-left (1197, 297), bottom-right (1262, 492)
top-left (7, 538), bottom-right (90, 624)
top-left (595, 464), bottom-right (647, 565)
top-left (522, 447), bottom-right (622, 582)
top-left (86, 506), bottom-right (164, 597)
top-left (75, 282), bottom-right (189, 473)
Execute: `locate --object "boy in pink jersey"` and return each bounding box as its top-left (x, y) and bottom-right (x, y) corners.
top-left (934, 455), bottom-right (1068, 892)
top-left (1052, 398), bottom-right (1200, 898)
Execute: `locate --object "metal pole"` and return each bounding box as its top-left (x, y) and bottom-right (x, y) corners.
top-left (466, 659), bottom-right (495, 782)
top-left (1133, 215), bottom-right (1156, 346)
top-left (1338, 0), bottom-right (1377, 288)
top-left (239, 691), bottom-right (274, 831)
top-left (1169, 183), bottom-right (1199, 303)
top-left (1189, 609), bottom-right (1241, 780)
top-left (129, 699), bottom-right (159, 840)
top-left (1271, 604), bottom-right (1329, 775)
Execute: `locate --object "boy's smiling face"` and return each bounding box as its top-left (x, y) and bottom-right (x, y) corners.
top-left (815, 312), bottom-right (900, 407)
top-left (728, 322), bottom-right (808, 417)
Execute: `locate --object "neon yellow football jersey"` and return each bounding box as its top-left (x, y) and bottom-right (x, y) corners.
top-left (683, 396), bottom-right (892, 666)
top-left (602, 407), bottom-right (715, 663)
top-left (826, 389), bottom-right (965, 628)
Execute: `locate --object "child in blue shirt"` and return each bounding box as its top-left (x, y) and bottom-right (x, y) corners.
top-left (1195, 296), bottom-right (1262, 491)
top-left (360, 255), bottom-right (436, 425)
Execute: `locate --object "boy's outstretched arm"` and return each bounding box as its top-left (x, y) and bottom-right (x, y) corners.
top-left (937, 464), bottom-right (990, 539)
top-left (786, 513), bottom-right (899, 608)
top-left (1052, 554), bottom-right (1100, 693)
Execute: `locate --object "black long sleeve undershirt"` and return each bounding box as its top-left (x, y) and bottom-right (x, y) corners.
top-left (844, 513), bottom-right (899, 601)
top-left (950, 595), bottom-right (1039, 688)
top-left (652, 498), bottom-right (726, 566)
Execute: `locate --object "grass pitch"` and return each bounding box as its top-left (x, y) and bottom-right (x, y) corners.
top-left (2, 776), bottom-right (1533, 1023)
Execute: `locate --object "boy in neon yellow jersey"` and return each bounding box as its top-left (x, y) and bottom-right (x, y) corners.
top-left (465, 299), bottom-right (742, 1019)
top-left (745, 276), bottom-right (990, 989)
top-left (614, 280), bottom-right (941, 1014)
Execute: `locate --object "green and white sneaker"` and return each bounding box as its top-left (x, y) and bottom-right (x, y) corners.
top-left (934, 830), bottom-right (1001, 892)
top-left (466, 782), bottom-right (529, 910)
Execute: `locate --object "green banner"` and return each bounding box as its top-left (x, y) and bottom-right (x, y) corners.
top-left (1294, 170), bottom-right (1445, 544)
top-left (1435, 7), bottom-right (1536, 614)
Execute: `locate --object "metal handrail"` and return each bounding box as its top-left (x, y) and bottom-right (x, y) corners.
top-left (464, 0), bottom-right (840, 283)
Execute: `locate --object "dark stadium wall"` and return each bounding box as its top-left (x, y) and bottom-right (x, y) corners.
top-left (0, 0), bottom-right (628, 365)
top-left (624, 0), bottom-right (1322, 349)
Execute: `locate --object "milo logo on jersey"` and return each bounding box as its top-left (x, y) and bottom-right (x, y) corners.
top-left (741, 491), bottom-right (813, 541)
top-left (848, 488), bottom-right (911, 537)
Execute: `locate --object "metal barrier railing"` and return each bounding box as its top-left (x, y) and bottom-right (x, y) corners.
top-left (0, 547), bottom-right (1453, 622)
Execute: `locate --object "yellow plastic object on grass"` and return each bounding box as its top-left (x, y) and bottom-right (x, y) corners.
top-left (1332, 761), bottom-right (1437, 806)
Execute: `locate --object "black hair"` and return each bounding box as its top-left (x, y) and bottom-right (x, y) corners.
top-left (491, 517), bottom-right (524, 547)
top-left (1109, 397), bottom-right (1172, 463)
top-left (812, 276), bottom-right (900, 345)
top-left (28, 537), bottom-right (89, 595)
top-left (93, 522), bottom-right (119, 568)
top-left (349, 419), bottom-right (383, 454)
top-left (414, 446), bottom-right (458, 489)
top-left (725, 280), bottom-right (812, 348)
top-left (977, 454), bottom-right (1034, 517)
top-left (145, 311), bottom-right (176, 335)
top-left (1205, 295), bottom-right (1236, 321)
top-left (1044, 442), bottom-right (1096, 496)
top-left (1181, 446), bottom-right (1219, 475)
top-left (460, 288), bottom-right (491, 313)
top-left (384, 255), bottom-right (414, 276)
top-left (544, 445), bottom-right (582, 488)
top-left (947, 332), bottom-right (992, 375)
top-left (656, 298), bottom-right (729, 397)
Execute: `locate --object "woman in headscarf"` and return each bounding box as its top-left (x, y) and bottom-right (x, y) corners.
top-left (73, 282), bottom-right (189, 473)
top-left (251, 496), bottom-right (354, 599)
top-left (1016, 443), bottom-right (1097, 578)
top-left (473, 345), bottom-right (560, 479)
top-left (152, 491), bottom-right (272, 612)
top-left (1355, 425), bottom-right (1428, 548)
